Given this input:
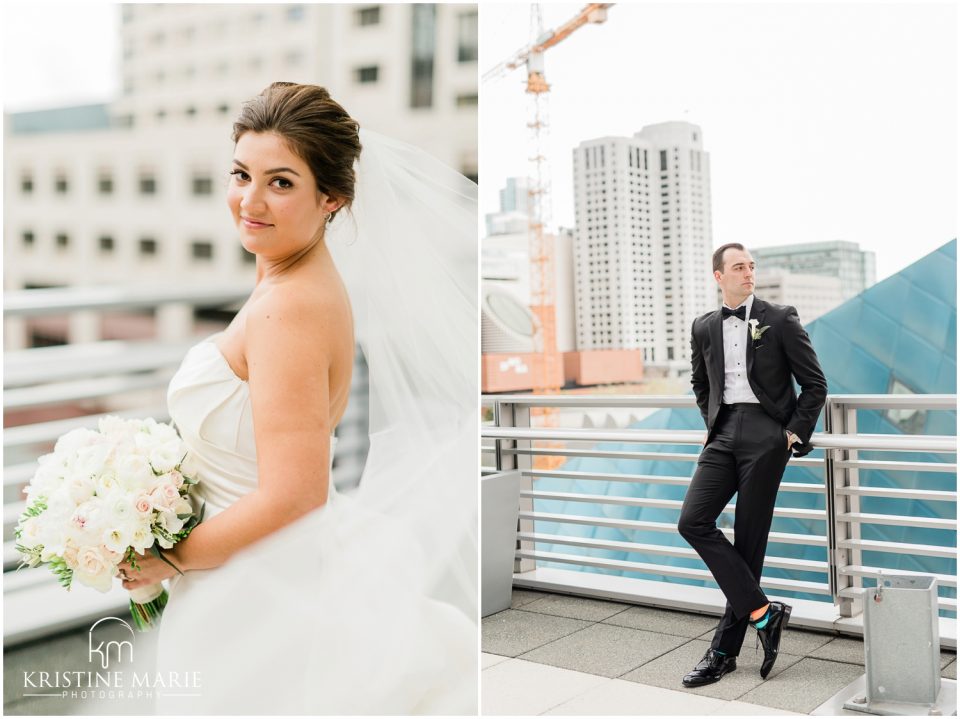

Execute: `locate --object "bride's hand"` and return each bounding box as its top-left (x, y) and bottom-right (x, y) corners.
top-left (117, 549), bottom-right (183, 589)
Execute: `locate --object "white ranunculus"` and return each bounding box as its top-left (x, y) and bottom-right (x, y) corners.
top-left (129, 524), bottom-right (155, 552)
top-left (102, 523), bottom-right (136, 554)
top-left (73, 546), bottom-right (114, 593)
top-left (148, 439), bottom-right (184, 474)
top-left (157, 509), bottom-right (185, 535)
top-left (95, 468), bottom-right (120, 496)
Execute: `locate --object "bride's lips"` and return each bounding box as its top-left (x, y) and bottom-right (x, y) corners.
top-left (241, 217), bottom-right (273, 229)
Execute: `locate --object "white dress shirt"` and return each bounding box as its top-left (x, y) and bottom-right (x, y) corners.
top-left (721, 294), bottom-right (761, 404)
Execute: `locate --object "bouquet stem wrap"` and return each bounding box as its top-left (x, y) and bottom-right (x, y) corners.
top-left (128, 583), bottom-right (169, 631)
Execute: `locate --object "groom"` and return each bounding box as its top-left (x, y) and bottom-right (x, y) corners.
top-left (678, 243), bottom-right (826, 687)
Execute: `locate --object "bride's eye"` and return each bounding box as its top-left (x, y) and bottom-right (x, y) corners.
top-left (271, 177), bottom-right (293, 189)
top-left (229, 169), bottom-right (250, 182)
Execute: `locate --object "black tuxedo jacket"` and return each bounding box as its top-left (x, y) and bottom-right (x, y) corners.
top-left (690, 296), bottom-right (827, 457)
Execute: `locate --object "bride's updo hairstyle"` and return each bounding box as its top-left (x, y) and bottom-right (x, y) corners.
top-left (232, 82), bottom-right (362, 221)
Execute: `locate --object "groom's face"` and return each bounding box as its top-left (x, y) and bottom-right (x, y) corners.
top-left (714, 247), bottom-right (756, 301)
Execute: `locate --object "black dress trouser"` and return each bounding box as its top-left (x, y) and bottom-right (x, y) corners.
top-left (677, 403), bottom-right (792, 656)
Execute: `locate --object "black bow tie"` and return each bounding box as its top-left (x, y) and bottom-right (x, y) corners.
top-left (722, 305), bottom-right (746, 321)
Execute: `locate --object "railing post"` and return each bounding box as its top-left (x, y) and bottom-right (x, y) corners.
top-left (3, 316), bottom-right (28, 351)
top-left (830, 399), bottom-right (864, 618)
top-left (68, 309), bottom-right (100, 344)
top-left (156, 302), bottom-right (194, 342)
top-left (502, 401), bottom-right (536, 574)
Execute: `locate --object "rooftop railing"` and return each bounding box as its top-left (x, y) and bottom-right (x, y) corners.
top-left (481, 393), bottom-right (957, 648)
top-left (3, 286), bottom-right (370, 645)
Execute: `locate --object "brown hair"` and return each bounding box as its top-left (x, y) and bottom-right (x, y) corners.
top-left (712, 243), bottom-right (746, 273)
top-left (232, 82), bottom-right (362, 220)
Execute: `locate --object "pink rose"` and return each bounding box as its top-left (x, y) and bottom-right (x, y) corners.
top-left (135, 495), bottom-right (153, 514)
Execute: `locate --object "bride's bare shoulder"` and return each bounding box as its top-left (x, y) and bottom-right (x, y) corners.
top-left (244, 281), bottom-right (348, 361)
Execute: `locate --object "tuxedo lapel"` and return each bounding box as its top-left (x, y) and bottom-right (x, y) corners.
top-left (709, 309), bottom-right (724, 382)
top-left (746, 297), bottom-right (766, 378)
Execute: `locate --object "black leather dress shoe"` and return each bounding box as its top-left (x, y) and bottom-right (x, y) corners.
top-left (681, 648), bottom-right (737, 687)
top-left (754, 601), bottom-right (792, 678)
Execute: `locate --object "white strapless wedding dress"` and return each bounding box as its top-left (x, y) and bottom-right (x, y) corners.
top-left (153, 336), bottom-right (476, 715)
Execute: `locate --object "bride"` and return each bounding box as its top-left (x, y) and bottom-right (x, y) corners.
top-left (117, 82), bottom-right (478, 714)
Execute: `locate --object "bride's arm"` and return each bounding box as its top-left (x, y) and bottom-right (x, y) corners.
top-left (121, 291), bottom-right (335, 584)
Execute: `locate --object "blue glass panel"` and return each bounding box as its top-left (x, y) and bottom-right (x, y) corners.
top-left (853, 302), bottom-right (902, 367)
top-left (900, 284), bottom-right (952, 349)
top-left (892, 334), bottom-right (940, 392)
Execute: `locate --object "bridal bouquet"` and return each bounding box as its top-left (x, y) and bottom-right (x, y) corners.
top-left (14, 416), bottom-right (204, 630)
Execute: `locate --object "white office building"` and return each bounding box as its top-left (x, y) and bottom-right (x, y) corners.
top-left (751, 240), bottom-right (876, 301)
top-left (752, 269), bottom-right (845, 323)
top-left (4, 3), bottom-right (478, 349)
top-left (572, 121), bottom-right (713, 367)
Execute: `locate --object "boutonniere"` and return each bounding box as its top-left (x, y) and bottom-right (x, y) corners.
top-left (749, 318), bottom-right (770, 343)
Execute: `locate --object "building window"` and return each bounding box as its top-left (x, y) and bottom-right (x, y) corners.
top-left (185, 105), bottom-right (197, 118)
top-left (156, 108), bottom-right (167, 121)
top-left (356, 5), bottom-right (380, 26)
top-left (54, 173), bottom-right (69, 194)
top-left (192, 174), bottom-right (213, 195)
top-left (98, 173), bottom-right (114, 195)
top-left (455, 93), bottom-right (478, 107)
top-left (355, 65), bottom-right (379, 84)
top-left (410, 4), bottom-right (436, 108)
top-left (21, 174), bottom-right (33, 194)
top-left (457, 11), bottom-right (478, 63)
top-left (192, 241), bottom-right (214, 260)
top-left (886, 378), bottom-right (926, 434)
top-left (139, 237), bottom-right (158, 256)
top-left (217, 103), bottom-right (230, 114)
top-left (286, 4), bottom-right (304, 21)
top-left (22, 230), bottom-right (35, 247)
top-left (55, 233), bottom-right (69, 249)
top-left (659, 150), bottom-right (667, 171)
top-left (99, 235), bottom-right (115, 253)
top-left (139, 174), bottom-right (157, 195)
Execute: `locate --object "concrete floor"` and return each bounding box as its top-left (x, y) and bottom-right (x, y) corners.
top-left (482, 589), bottom-right (957, 716)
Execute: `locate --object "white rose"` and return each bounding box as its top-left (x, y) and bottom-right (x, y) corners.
top-left (149, 485), bottom-right (173, 510)
top-left (54, 428), bottom-right (101, 457)
top-left (65, 472), bottom-right (97, 504)
top-left (95, 468), bottom-right (120, 496)
top-left (116, 454), bottom-right (154, 492)
top-left (73, 546), bottom-right (114, 593)
top-left (17, 517), bottom-right (43, 549)
top-left (74, 442), bottom-right (111, 479)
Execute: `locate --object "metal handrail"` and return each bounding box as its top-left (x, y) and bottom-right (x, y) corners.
top-left (484, 393), bottom-right (957, 626)
top-left (4, 284), bottom-right (249, 316)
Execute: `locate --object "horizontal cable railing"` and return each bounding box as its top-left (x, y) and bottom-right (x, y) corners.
top-left (3, 286), bottom-right (370, 646)
top-left (482, 393), bottom-right (957, 642)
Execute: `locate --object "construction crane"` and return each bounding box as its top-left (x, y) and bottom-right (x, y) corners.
top-left (484, 4), bottom-right (613, 401)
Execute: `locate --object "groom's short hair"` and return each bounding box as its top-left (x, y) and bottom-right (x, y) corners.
top-left (713, 243), bottom-right (746, 273)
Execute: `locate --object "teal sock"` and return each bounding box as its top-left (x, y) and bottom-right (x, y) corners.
top-left (751, 608), bottom-right (770, 629)
top-left (714, 649), bottom-right (727, 656)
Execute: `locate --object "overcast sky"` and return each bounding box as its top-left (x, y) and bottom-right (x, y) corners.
top-left (3, 2), bottom-right (957, 282)
top-left (2, 3), bottom-right (118, 111)
top-left (480, 1), bottom-right (957, 281)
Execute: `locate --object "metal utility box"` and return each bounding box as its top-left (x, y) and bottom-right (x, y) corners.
top-left (481, 469), bottom-right (521, 617)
